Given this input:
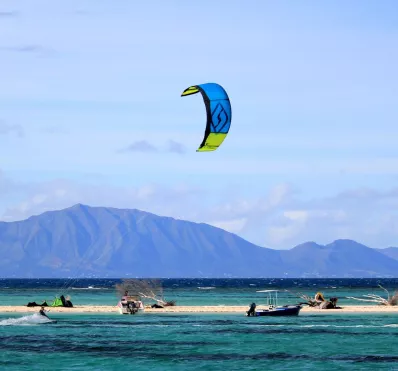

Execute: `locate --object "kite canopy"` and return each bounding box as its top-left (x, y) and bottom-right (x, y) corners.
top-left (181, 82), bottom-right (231, 152)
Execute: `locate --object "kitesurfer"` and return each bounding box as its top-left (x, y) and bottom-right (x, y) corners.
top-left (39, 306), bottom-right (49, 319)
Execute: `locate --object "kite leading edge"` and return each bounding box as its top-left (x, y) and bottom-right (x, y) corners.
top-left (181, 82), bottom-right (231, 152)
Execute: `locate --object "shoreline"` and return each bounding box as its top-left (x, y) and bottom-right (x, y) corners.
top-left (1, 305), bottom-right (398, 314)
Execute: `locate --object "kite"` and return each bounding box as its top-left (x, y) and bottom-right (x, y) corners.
top-left (181, 82), bottom-right (231, 152)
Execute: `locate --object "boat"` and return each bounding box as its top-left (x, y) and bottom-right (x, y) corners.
top-left (117, 295), bottom-right (145, 315)
top-left (247, 290), bottom-right (302, 317)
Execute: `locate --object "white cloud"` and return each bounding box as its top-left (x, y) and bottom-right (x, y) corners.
top-left (118, 140), bottom-right (187, 154)
top-left (136, 185), bottom-right (155, 199)
top-left (0, 178), bottom-right (205, 222)
top-left (54, 188), bottom-right (67, 197)
top-left (0, 169), bottom-right (22, 195)
top-left (31, 194), bottom-right (48, 205)
top-left (284, 210), bottom-right (309, 222)
top-left (203, 185), bottom-right (398, 249)
top-left (211, 218), bottom-right (248, 234)
top-left (2, 173), bottom-right (398, 250)
top-left (267, 183), bottom-right (294, 208)
top-left (266, 224), bottom-right (303, 246)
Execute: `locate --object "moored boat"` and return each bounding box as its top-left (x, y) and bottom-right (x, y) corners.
top-left (117, 295), bottom-right (144, 315)
top-left (247, 290), bottom-right (302, 317)
top-left (255, 304), bottom-right (302, 316)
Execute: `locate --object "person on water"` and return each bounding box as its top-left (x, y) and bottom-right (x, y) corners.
top-left (39, 306), bottom-right (49, 318)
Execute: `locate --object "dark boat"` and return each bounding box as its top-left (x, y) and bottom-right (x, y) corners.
top-left (248, 290), bottom-right (302, 317)
top-left (255, 304), bottom-right (301, 316)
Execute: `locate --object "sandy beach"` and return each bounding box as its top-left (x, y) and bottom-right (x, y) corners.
top-left (1, 305), bottom-right (397, 314)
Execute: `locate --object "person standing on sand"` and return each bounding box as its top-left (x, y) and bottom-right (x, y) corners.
top-left (121, 291), bottom-right (128, 301)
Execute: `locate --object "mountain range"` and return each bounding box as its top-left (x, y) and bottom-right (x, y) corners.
top-left (0, 204), bottom-right (397, 278)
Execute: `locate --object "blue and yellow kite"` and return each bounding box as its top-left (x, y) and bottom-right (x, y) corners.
top-left (181, 82), bottom-right (231, 152)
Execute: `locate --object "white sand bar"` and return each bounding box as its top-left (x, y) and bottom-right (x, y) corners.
top-left (1, 305), bottom-right (398, 314)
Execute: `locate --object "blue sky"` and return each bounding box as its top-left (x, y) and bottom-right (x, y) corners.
top-left (1, 0), bottom-right (398, 249)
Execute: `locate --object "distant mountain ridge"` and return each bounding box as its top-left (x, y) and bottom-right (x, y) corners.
top-left (0, 204), bottom-right (397, 278)
top-left (376, 247), bottom-right (398, 262)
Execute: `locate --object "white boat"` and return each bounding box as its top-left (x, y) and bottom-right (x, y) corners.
top-left (117, 295), bottom-right (145, 315)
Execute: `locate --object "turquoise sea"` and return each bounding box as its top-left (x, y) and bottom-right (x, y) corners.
top-left (1, 279), bottom-right (397, 370)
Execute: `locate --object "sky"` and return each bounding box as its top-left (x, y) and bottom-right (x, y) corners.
top-left (1, 0), bottom-right (398, 249)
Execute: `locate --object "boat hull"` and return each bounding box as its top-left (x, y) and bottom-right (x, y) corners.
top-left (255, 305), bottom-right (302, 317)
top-left (117, 300), bottom-right (144, 315)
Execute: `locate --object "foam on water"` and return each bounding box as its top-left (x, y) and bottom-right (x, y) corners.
top-left (300, 324), bottom-right (384, 328)
top-left (0, 313), bottom-right (53, 326)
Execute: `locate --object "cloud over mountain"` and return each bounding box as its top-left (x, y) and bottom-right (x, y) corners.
top-left (0, 204), bottom-right (397, 278)
top-left (1, 172), bottom-right (398, 251)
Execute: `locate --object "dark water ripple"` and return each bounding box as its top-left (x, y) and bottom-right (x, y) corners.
top-left (1, 339), bottom-right (397, 365)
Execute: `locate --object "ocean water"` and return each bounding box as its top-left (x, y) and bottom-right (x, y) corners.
top-left (1, 278), bottom-right (397, 306)
top-left (1, 279), bottom-right (398, 370)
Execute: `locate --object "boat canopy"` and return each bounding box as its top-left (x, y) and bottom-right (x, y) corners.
top-left (256, 289), bottom-right (279, 293)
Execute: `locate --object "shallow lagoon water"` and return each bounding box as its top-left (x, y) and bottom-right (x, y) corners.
top-left (1, 312), bottom-right (398, 371)
top-left (1, 278), bottom-right (397, 306)
top-left (1, 279), bottom-right (397, 370)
